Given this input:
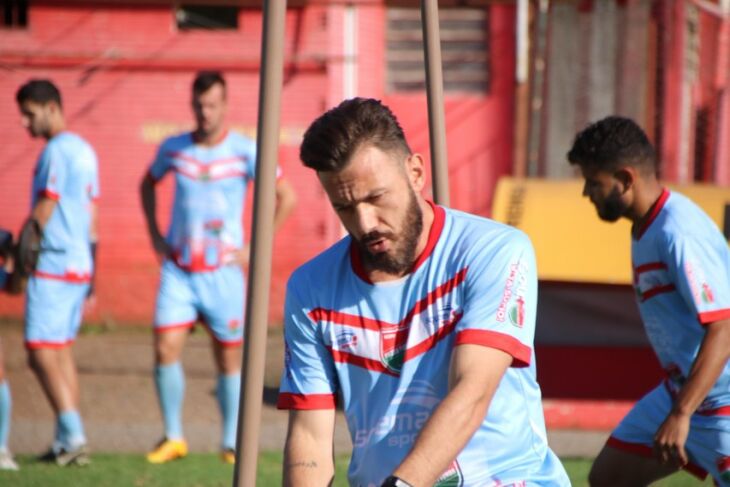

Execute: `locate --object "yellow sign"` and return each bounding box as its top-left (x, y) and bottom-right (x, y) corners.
top-left (139, 122), bottom-right (305, 146)
top-left (492, 177), bottom-right (730, 284)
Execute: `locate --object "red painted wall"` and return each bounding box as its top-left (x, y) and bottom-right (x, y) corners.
top-left (0, 2), bottom-right (516, 325)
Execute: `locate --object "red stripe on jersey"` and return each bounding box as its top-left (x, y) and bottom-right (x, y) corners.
top-left (34, 270), bottom-right (92, 283)
top-left (635, 188), bottom-right (670, 240)
top-left (698, 309), bottom-right (730, 325)
top-left (634, 262), bottom-right (667, 274)
top-left (455, 329), bottom-right (531, 367)
top-left (328, 348), bottom-right (399, 377)
top-left (25, 339), bottom-right (74, 350)
top-left (606, 437), bottom-right (708, 480)
top-left (697, 405), bottom-right (730, 416)
top-left (403, 312), bottom-right (462, 362)
top-left (277, 392), bottom-right (337, 410)
top-left (350, 202), bottom-right (445, 284)
top-left (308, 267), bottom-right (468, 331)
top-left (640, 284), bottom-right (676, 301)
top-left (37, 189), bottom-right (60, 201)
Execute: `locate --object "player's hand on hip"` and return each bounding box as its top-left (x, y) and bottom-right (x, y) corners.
top-left (653, 410), bottom-right (690, 467)
top-left (152, 235), bottom-right (173, 263)
top-left (228, 244), bottom-right (250, 269)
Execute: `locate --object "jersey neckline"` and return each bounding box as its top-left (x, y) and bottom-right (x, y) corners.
top-left (190, 128), bottom-right (230, 147)
top-left (634, 188), bottom-right (670, 241)
top-left (349, 201), bottom-right (446, 285)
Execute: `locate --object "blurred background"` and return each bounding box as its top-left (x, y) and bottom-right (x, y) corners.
top-left (0, 0), bottom-right (728, 429)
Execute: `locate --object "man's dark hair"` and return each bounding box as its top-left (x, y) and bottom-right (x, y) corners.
top-left (567, 116), bottom-right (656, 173)
top-left (300, 97), bottom-right (412, 172)
top-left (192, 70), bottom-right (226, 96)
top-left (16, 79), bottom-right (62, 108)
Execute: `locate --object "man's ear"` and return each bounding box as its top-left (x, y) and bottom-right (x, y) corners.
top-left (405, 153), bottom-right (426, 192)
top-left (614, 166), bottom-right (637, 194)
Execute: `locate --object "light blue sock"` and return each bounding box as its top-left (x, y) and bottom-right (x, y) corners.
top-left (216, 373), bottom-right (240, 450)
top-left (155, 362), bottom-right (185, 440)
top-left (58, 410), bottom-right (86, 449)
top-left (0, 381), bottom-right (10, 450)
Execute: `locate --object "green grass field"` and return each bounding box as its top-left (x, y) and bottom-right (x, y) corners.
top-left (0, 452), bottom-right (709, 486)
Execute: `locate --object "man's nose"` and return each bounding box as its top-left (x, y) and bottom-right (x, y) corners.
top-left (354, 205), bottom-right (379, 235)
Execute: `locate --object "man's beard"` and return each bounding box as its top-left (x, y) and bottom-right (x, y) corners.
top-left (596, 186), bottom-right (627, 222)
top-left (357, 191), bottom-right (423, 276)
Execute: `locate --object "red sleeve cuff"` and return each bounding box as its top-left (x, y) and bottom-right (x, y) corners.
top-left (698, 309), bottom-right (730, 325)
top-left (455, 329), bottom-right (531, 367)
top-left (277, 392), bottom-right (337, 410)
top-left (37, 189), bottom-right (60, 201)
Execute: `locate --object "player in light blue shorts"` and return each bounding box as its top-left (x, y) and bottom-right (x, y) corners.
top-left (140, 71), bottom-right (295, 463)
top-left (279, 98), bottom-right (568, 486)
top-left (569, 116), bottom-right (730, 485)
top-left (16, 79), bottom-right (99, 466)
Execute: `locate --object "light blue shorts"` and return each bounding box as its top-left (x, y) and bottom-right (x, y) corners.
top-left (25, 275), bottom-right (89, 348)
top-left (154, 260), bottom-right (245, 346)
top-left (609, 382), bottom-right (730, 484)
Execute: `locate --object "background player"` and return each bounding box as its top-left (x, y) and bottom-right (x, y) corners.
top-left (278, 98), bottom-right (568, 486)
top-left (16, 79), bottom-right (100, 466)
top-left (141, 70), bottom-right (296, 464)
top-left (0, 230), bottom-right (18, 470)
top-left (568, 116), bottom-right (730, 486)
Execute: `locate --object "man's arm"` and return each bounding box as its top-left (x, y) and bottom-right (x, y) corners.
top-left (140, 175), bottom-right (170, 260)
top-left (87, 201), bottom-right (99, 298)
top-left (273, 178), bottom-right (296, 232)
top-left (283, 408), bottom-right (336, 487)
top-left (391, 344), bottom-right (512, 486)
top-left (654, 318), bottom-right (730, 465)
top-left (31, 197), bottom-right (57, 229)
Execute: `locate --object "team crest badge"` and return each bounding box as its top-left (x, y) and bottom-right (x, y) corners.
top-left (702, 282), bottom-right (714, 304)
top-left (508, 296), bottom-right (525, 328)
top-left (435, 460), bottom-right (464, 486)
top-left (717, 456), bottom-right (730, 482)
top-left (380, 324), bottom-right (409, 374)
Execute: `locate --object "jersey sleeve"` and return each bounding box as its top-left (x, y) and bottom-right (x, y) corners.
top-left (454, 230), bottom-right (537, 367)
top-left (88, 147), bottom-right (101, 202)
top-left (147, 142), bottom-right (172, 182)
top-left (34, 144), bottom-right (65, 201)
top-left (277, 278), bottom-right (338, 410)
top-left (666, 234), bottom-right (730, 325)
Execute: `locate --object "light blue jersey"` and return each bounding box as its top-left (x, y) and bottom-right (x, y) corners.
top-left (632, 189), bottom-right (730, 411)
top-left (31, 131), bottom-right (99, 281)
top-left (279, 205), bottom-right (568, 487)
top-left (147, 130), bottom-right (270, 272)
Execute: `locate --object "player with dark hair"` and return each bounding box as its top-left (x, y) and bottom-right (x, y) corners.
top-left (16, 79), bottom-right (100, 466)
top-left (278, 98), bottom-right (568, 486)
top-left (141, 70), bottom-right (296, 464)
top-left (568, 116), bottom-right (730, 486)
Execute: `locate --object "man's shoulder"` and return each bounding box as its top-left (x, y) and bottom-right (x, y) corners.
top-left (659, 191), bottom-right (718, 241)
top-left (159, 132), bottom-right (193, 152)
top-left (287, 238), bottom-right (350, 292)
top-left (48, 132), bottom-right (97, 163)
top-left (224, 131), bottom-right (256, 157)
top-left (443, 207), bottom-right (530, 248)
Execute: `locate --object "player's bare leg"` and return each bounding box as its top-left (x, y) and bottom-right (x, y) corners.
top-left (148, 328), bottom-right (189, 464)
top-left (589, 444), bottom-right (679, 486)
top-left (27, 348), bottom-right (75, 414)
top-left (57, 346), bottom-right (80, 409)
top-left (212, 340), bottom-right (241, 463)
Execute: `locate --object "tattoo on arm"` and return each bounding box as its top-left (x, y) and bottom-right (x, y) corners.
top-left (286, 460), bottom-right (318, 469)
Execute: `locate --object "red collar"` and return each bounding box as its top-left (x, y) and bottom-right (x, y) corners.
top-left (350, 201), bottom-right (445, 284)
top-left (635, 188), bottom-right (670, 240)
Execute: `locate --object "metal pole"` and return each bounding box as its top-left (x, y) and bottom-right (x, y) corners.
top-left (421, 0), bottom-right (450, 206)
top-left (233, 1), bottom-right (287, 486)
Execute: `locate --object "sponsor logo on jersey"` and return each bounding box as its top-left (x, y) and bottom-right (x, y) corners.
top-left (227, 319), bottom-right (241, 332)
top-left (435, 460), bottom-right (464, 486)
top-left (336, 331), bottom-right (358, 351)
top-left (497, 260), bottom-right (528, 325)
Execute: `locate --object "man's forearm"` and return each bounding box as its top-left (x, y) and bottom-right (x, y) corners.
top-left (391, 378), bottom-right (491, 486)
top-left (140, 178), bottom-right (162, 240)
top-left (283, 437), bottom-right (334, 487)
top-left (672, 320), bottom-right (730, 416)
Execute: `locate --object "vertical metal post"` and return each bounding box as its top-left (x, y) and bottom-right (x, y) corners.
top-left (421, 0), bottom-right (450, 206)
top-left (232, 1), bottom-right (287, 486)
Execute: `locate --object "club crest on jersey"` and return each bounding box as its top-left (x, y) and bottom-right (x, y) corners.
top-left (496, 260), bottom-right (529, 327)
top-left (435, 460), bottom-right (464, 486)
top-left (702, 282), bottom-right (714, 304)
top-left (380, 324), bottom-right (409, 374)
top-left (717, 456), bottom-right (730, 482)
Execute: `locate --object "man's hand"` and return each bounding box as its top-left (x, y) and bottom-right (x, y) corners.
top-left (151, 233), bottom-right (172, 263)
top-left (227, 244), bottom-right (250, 269)
top-left (654, 411), bottom-right (690, 467)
